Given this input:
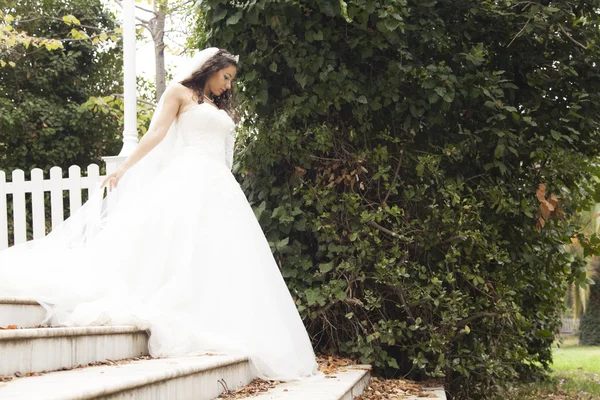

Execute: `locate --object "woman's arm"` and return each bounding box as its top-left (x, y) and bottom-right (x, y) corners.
top-left (102, 84), bottom-right (186, 191)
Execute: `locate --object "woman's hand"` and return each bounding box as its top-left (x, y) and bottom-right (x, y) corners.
top-left (99, 85), bottom-right (185, 193)
top-left (101, 168), bottom-right (124, 192)
top-left (98, 84), bottom-right (184, 194)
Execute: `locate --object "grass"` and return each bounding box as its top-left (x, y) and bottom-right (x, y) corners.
top-left (553, 336), bottom-right (600, 373)
top-left (496, 335), bottom-right (600, 400)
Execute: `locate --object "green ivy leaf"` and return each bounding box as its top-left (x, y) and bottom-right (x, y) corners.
top-left (319, 261), bottom-right (334, 273)
top-left (211, 8), bottom-right (228, 23)
top-left (226, 12), bottom-right (243, 25)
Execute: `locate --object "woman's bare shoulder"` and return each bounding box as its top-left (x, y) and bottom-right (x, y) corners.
top-left (165, 83), bottom-right (198, 115)
top-left (164, 82), bottom-right (193, 101)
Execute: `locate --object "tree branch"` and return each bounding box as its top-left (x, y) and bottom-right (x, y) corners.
top-left (113, 0), bottom-right (158, 17)
top-left (314, 295), bottom-right (364, 317)
top-left (135, 16), bottom-right (151, 25)
top-left (395, 282), bottom-right (416, 324)
top-left (164, 29), bottom-right (190, 35)
top-left (110, 93), bottom-right (156, 107)
top-left (507, 18), bottom-right (530, 47)
top-left (58, 30), bottom-right (119, 43)
top-left (168, 0), bottom-right (195, 13)
top-left (457, 312), bottom-right (498, 327)
top-left (442, 235), bottom-right (467, 244)
top-left (367, 220), bottom-right (398, 238)
top-left (383, 149), bottom-right (404, 206)
top-left (447, 312), bottom-right (499, 341)
top-left (558, 23), bottom-right (588, 50)
top-left (136, 22), bottom-right (152, 35)
top-left (14, 16), bottom-right (111, 31)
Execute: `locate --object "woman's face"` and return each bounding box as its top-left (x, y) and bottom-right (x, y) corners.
top-left (207, 65), bottom-right (237, 96)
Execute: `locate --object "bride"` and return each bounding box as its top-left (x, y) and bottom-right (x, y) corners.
top-left (0, 47), bottom-right (319, 380)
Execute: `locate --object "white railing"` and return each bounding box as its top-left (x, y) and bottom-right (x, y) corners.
top-left (560, 318), bottom-right (580, 335)
top-left (0, 164), bottom-right (105, 250)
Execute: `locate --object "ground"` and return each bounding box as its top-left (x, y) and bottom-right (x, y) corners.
top-left (216, 354), bottom-right (437, 399)
top-left (496, 336), bottom-right (600, 400)
top-left (216, 341), bottom-right (600, 400)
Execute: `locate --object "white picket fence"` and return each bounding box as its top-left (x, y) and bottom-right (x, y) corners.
top-left (560, 318), bottom-right (580, 335)
top-left (0, 165), bottom-right (105, 250)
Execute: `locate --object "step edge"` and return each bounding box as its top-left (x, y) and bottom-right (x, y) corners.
top-left (76, 357), bottom-right (251, 400)
top-left (0, 297), bottom-right (41, 306)
top-left (0, 325), bottom-right (146, 340)
top-left (0, 356), bottom-right (251, 400)
top-left (249, 365), bottom-right (372, 400)
top-left (338, 366), bottom-right (371, 399)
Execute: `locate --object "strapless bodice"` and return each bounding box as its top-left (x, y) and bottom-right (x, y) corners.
top-left (176, 103), bottom-right (236, 167)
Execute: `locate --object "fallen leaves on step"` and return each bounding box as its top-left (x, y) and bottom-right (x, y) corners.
top-left (216, 378), bottom-right (279, 399)
top-left (0, 355), bottom-right (155, 382)
top-left (355, 376), bottom-right (440, 400)
top-left (0, 371), bottom-right (42, 382)
top-left (316, 354), bottom-right (442, 399)
top-left (0, 325), bottom-right (54, 330)
top-left (317, 353), bottom-right (359, 375)
top-left (215, 353), bottom-right (361, 399)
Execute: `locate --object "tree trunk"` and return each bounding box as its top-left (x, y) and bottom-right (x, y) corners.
top-left (151, 2), bottom-right (166, 101)
top-left (579, 259), bottom-right (600, 345)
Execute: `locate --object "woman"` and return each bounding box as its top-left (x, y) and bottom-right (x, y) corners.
top-left (0, 48), bottom-right (319, 380)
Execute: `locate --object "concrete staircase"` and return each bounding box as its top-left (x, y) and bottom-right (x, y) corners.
top-left (0, 296), bottom-right (46, 328)
top-left (0, 297), bottom-right (373, 399)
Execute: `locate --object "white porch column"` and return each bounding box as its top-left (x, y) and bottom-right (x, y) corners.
top-left (103, 0), bottom-right (138, 173)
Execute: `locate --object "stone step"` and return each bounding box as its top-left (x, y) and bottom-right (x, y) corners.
top-left (247, 365), bottom-right (371, 400)
top-left (0, 297), bottom-right (46, 328)
top-left (0, 355), bottom-right (253, 400)
top-left (0, 325), bottom-right (148, 376)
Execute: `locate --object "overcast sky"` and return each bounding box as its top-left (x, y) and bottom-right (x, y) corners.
top-left (103, 0), bottom-right (192, 79)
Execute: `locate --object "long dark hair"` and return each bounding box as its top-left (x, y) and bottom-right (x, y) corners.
top-left (180, 49), bottom-right (238, 115)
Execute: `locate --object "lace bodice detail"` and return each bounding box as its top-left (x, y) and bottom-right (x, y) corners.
top-left (177, 103), bottom-right (236, 170)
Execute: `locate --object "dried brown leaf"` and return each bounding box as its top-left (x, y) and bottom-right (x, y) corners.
top-left (540, 200), bottom-right (553, 218)
top-left (295, 166), bottom-right (306, 176)
top-left (536, 184), bottom-right (547, 202)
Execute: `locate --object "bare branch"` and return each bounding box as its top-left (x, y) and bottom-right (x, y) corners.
top-left (113, 0), bottom-right (159, 16)
top-left (110, 93), bottom-right (156, 107)
top-left (559, 23), bottom-right (588, 50)
top-left (168, 0), bottom-right (195, 13)
top-left (135, 15), bottom-right (151, 25)
top-left (507, 18), bottom-right (530, 47)
top-left (367, 220), bottom-right (398, 238)
top-left (459, 312), bottom-right (498, 327)
top-left (383, 149), bottom-right (404, 206)
top-left (136, 22), bottom-right (152, 35)
top-left (442, 235), bottom-right (467, 244)
top-left (391, 257), bottom-right (414, 327)
top-left (135, 4), bottom-right (159, 15)
top-left (163, 29), bottom-right (190, 35)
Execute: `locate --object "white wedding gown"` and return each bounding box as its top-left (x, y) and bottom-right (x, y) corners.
top-left (0, 103), bottom-right (319, 380)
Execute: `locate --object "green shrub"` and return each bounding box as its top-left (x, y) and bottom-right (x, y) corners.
top-left (580, 267), bottom-right (600, 346)
top-left (0, 0), bottom-right (123, 173)
top-left (197, 1), bottom-right (600, 398)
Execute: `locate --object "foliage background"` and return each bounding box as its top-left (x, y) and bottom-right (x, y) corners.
top-left (0, 0), bottom-right (123, 173)
top-left (196, 0), bottom-right (600, 398)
